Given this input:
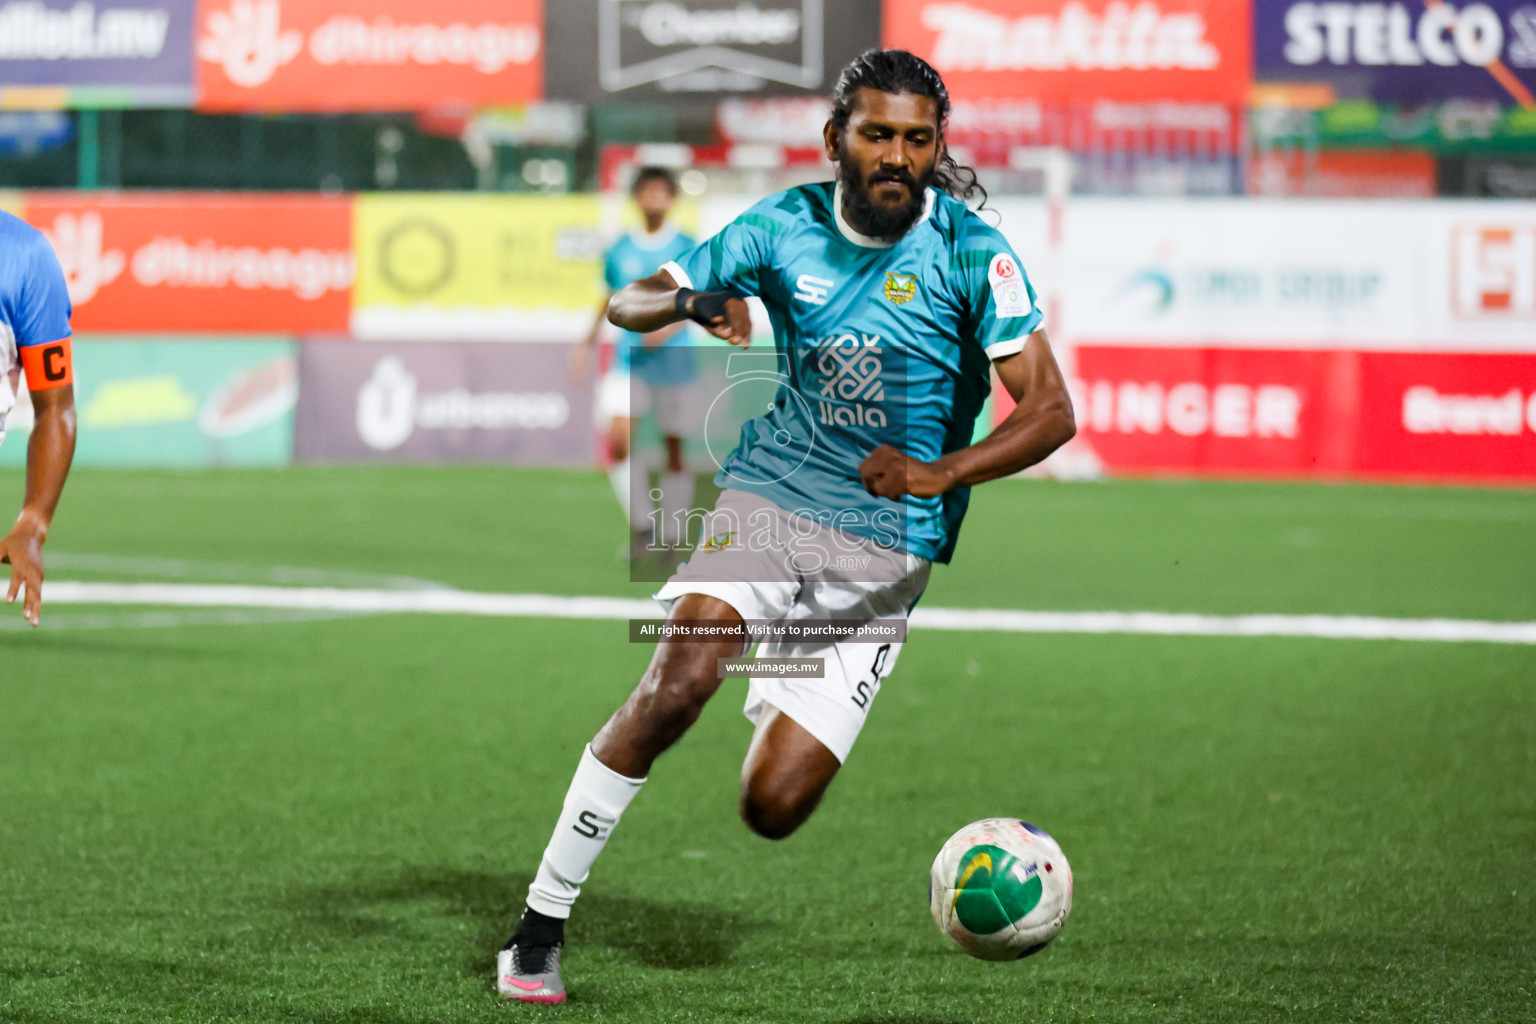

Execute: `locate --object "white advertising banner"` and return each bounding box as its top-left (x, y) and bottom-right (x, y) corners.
top-left (1057, 199), bottom-right (1536, 352)
top-left (703, 193), bottom-right (1536, 352)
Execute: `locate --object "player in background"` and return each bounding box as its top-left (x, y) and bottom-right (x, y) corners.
top-left (0, 210), bottom-right (78, 627)
top-left (573, 167), bottom-right (700, 557)
top-left (497, 50), bottom-right (1076, 1003)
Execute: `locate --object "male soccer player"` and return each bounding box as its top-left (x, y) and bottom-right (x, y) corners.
top-left (498, 50), bottom-right (1075, 1003)
top-left (0, 209), bottom-right (78, 627)
top-left (574, 166), bottom-right (700, 556)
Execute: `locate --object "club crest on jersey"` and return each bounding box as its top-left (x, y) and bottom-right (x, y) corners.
top-left (815, 333), bottom-right (886, 428)
top-left (883, 273), bottom-right (918, 306)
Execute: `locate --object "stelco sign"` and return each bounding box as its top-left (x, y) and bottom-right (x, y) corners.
top-left (1256, 0), bottom-right (1536, 102)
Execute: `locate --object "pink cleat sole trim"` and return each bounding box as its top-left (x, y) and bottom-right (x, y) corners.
top-left (504, 992), bottom-right (565, 1004)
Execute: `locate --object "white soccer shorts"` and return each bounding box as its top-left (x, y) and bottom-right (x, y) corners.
top-left (654, 488), bottom-right (930, 763)
top-left (594, 369), bottom-right (698, 438)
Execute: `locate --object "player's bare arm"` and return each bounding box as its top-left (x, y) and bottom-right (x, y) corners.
top-left (608, 268), bottom-right (753, 346)
top-left (859, 330), bottom-right (1075, 499)
top-left (571, 289), bottom-right (613, 381)
top-left (0, 383), bottom-right (77, 627)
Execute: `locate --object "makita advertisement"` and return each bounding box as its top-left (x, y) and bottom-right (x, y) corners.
top-left (294, 342), bottom-right (594, 465)
top-left (882, 0), bottom-right (1252, 102)
top-left (0, 0), bottom-right (194, 94)
top-left (545, 0), bottom-right (881, 101)
top-left (195, 0), bottom-right (543, 111)
top-left (1254, 0), bottom-right (1536, 103)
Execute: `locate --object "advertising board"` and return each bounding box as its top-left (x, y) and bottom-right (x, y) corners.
top-left (0, 0), bottom-right (195, 103)
top-left (294, 341), bottom-right (594, 464)
top-left (1254, 0), bottom-right (1536, 104)
top-left (546, 0), bottom-right (881, 101)
top-left (351, 193), bottom-right (606, 341)
top-left (0, 337), bottom-right (295, 467)
top-left (194, 0), bottom-right (542, 111)
top-left (882, 0), bottom-right (1252, 103)
top-left (24, 193), bottom-right (353, 333)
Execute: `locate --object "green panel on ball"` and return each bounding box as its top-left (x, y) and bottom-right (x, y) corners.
top-left (997, 871), bottom-right (1044, 923)
top-left (952, 845), bottom-right (1014, 934)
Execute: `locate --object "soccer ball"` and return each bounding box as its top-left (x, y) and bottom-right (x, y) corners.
top-left (929, 818), bottom-right (1073, 961)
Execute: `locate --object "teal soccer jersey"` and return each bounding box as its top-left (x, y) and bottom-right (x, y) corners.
top-left (603, 229), bottom-right (698, 387)
top-left (663, 182), bottom-right (1043, 564)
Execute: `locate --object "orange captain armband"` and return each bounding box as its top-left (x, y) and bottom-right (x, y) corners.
top-left (20, 337), bottom-right (73, 391)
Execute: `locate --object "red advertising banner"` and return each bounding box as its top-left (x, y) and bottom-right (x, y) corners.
top-left (1070, 345), bottom-right (1355, 476)
top-left (24, 193), bottom-right (353, 333)
top-left (1056, 345), bottom-right (1536, 483)
top-left (1355, 352), bottom-right (1536, 482)
top-left (195, 0), bottom-right (543, 112)
top-left (882, 0), bottom-right (1252, 103)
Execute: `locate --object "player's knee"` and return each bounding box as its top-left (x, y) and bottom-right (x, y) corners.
top-left (638, 650), bottom-right (717, 726)
top-left (739, 783), bottom-right (810, 841)
top-left (607, 433), bottom-right (630, 462)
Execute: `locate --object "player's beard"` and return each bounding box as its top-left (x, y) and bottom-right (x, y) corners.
top-left (837, 148), bottom-right (935, 240)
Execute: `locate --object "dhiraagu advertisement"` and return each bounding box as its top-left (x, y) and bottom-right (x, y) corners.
top-left (0, 338), bottom-right (296, 468)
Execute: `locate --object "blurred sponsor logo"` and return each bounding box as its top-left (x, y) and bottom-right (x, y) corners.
top-left (1069, 346), bottom-right (1336, 476)
top-left (352, 194), bottom-right (604, 341)
top-left (356, 355), bottom-right (569, 451)
top-left (296, 342), bottom-right (593, 465)
top-left (1452, 224), bottom-right (1536, 317)
top-left (1254, 0), bottom-right (1536, 103)
top-left (1357, 352), bottom-right (1536, 479)
top-left (27, 194), bottom-right (352, 331)
top-left (1115, 264), bottom-right (1384, 315)
top-left (197, 0), bottom-right (543, 111)
top-left (601, 0), bottom-right (816, 93)
top-left (1079, 379), bottom-right (1302, 438)
top-left (884, 0), bottom-right (1251, 101)
top-left (1403, 385), bottom-right (1534, 435)
top-left (0, 1), bottom-right (171, 60)
top-left (39, 211), bottom-right (126, 305)
top-left (0, 340), bottom-right (296, 468)
top-left (1280, 1), bottom-right (1512, 69)
top-left (922, 0), bottom-right (1219, 71)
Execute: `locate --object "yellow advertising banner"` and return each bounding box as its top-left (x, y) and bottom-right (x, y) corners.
top-left (353, 194), bottom-right (608, 341)
top-left (0, 191), bottom-right (23, 218)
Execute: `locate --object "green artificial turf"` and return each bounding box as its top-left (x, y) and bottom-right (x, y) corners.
top-left (0, 467), bottom-right (1532, 1023)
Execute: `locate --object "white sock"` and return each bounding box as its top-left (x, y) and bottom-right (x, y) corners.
top-left (659, 471), bottom-right (696, 546)
top-left (526, 745), bottom-right (646, 920)
top-left (607, 459), bottom-right (653, 533)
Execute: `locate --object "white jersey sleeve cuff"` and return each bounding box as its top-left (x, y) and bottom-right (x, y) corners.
top-left (985, 335), bottom-right (1032, 361)
top-left (661, 260), bottom-right (694, 290)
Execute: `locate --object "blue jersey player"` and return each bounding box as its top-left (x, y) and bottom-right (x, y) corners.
top-left (498, 50), bottom-right (1076, 1003)
top-left (0, 210), bottom-right (78, 628)
top-left (573, 166), bottom-right (701, 557)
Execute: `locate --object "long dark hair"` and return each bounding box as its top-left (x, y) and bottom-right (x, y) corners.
top-left (829, 48), bottom-right (986, 209)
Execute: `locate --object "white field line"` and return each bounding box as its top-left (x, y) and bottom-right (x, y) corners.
top-left (38, 582), bottom-right (1536, 645)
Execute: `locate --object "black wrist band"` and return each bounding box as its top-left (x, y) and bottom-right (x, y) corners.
top-left (674, 288), bottom-right (696, 318)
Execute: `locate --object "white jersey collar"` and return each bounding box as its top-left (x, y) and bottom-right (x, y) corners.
top-left (832, 181), bottom-right (935, 249)
top-left (629, 223), bottom-right (679, 251)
